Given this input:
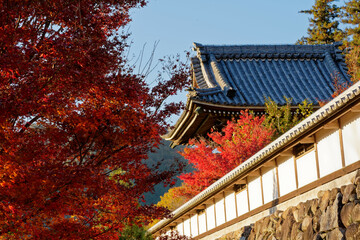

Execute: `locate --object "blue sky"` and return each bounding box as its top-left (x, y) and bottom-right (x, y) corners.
top-left (128, 0), bottom-right (338, 58)
top-left (127, 0), bottom-right (345, 123)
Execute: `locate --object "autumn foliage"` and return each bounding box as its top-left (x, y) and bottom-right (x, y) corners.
top-left (0, 1), bottom-right (189, 239)
top-left (176, 111), bottom-right (274, 197)
top-left (156, 183), bottom-right (190, 211)
top-left (317, 73), bottom-right (352, 106)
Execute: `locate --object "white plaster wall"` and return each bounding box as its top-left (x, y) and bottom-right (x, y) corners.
top-left (215, 198), bottom-right (226, 226)
top-left (198, 211), bottom-right (206, 234)
top-left (225, 192), bottom-right (237, 221)
top-left (317, 129), bottom-right (342, 177)
top-left (200, 170), bottom-right (357, 240)
top-left (277, 156), bottom-right (296, 196)
top-left (177, 222), bottom-right (183, 235)
top-left (236, 189), bottom-right (248, 216)
top-left (341, 112), bottom-right (360, 166)
top-left (206, 204), bottom-right (216, 230)
top-left (190, 214), bottom-right (198, 237)
top-left (248, 176), bottom-right (262, 210)
top-left (184, 218), bottom-right (191, 237)
top-left (296, 151), bottom-right (317, 187)
top-left (262, 168), bottom-right (278, 204)
top-left (165, 111), bottom-right (360, 240)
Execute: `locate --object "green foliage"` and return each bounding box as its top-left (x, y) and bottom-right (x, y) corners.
top-left (297, 99), bottom-right (314, 118)
top-left (263, 97), bottom-right (313, 139)
top-left (341, 0), bottom-right (360, 83)
top-left (119, 224), bottom-right (153, 240)
top-left (298, 0), bottom-right (343, 44)
top-left (263, 97), bottom-right (294, 136)
top-left (298, 0), bottom-right (360, 82)
top-left (342, 0), bottom-right (360, 47)
top-left (345, 46), bottom-right (360, 82)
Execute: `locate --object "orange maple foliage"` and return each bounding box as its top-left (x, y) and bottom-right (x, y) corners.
top-left (178, 112), bottom-right (274, 197)
top-left (318, 73), bottom-right (352, 106)
top-left (0, 1), bottom-right (189, 239)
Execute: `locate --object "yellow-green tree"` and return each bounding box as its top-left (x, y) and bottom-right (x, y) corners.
top-left (156, 184), bottom-right (191, 212)
top-left (342, 0), bottom-right (360, 47)
top-left (342, 0), bottom-right (360, 82)
top-left (298, 0), bottom-right (343, 44)
top-left (263, 98), bottom-right (313, 139)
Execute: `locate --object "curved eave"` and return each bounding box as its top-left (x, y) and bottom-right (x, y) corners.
top-left (162, 96), bottom-right (319, 147)
top-left (162, 98), bottom-right (197, 142)
top-left (162, 97), bottom-right (267, 145)
top-left (191, 98), bottom-right (321, 113)
top-left (149, 81), bottom-right (360, 235)
top-left (191, 98), bottom-right (301, 110)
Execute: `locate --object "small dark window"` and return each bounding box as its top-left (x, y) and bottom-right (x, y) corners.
top-left (233, 183), bottom-right (246, 192)
top-left (196, 209), bottom-right (205, 214)
top-left (293, 143), bottom-right (314, 158)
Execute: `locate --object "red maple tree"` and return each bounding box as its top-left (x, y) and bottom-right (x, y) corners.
top-left (178, 112), bottom-right (274, 197)
top-left (0, 1), bottom-right (189, 239)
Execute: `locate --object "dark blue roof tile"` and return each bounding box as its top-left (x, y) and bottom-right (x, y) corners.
top-left (191, 43), bottom-right (351, 106)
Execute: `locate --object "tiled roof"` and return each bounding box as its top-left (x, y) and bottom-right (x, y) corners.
top-left (191, 42), bottom-right (350, 106)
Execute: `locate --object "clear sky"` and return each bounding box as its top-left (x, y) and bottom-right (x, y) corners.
top-left (128, 0), bottom-right (335, 58)
top-left (126, 0), bottom-right (345, 123)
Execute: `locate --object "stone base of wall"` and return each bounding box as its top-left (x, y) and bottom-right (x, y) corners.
top-left (216, 171), bottom-right (360, 240)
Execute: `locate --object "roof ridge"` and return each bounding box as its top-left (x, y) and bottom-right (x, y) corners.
top-left (193, 42), bottom-right (339, 56)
